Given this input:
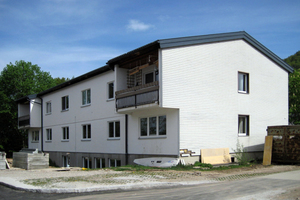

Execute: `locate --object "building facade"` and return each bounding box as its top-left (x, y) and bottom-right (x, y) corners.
top-left (17, 31), bottom-right (293, 168)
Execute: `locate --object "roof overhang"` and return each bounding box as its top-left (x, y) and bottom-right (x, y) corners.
top-left (38, 65), bottom-right (111, 97)
top-left (107, 31), bottom-right (293, 73)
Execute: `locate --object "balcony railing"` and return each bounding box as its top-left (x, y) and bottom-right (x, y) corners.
top-left (116, 81), bottom-right (159, 109)
top-left (18, 115), bottom-right (30, 127)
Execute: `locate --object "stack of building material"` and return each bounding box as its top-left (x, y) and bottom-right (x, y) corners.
top-left (0, 152), bottom-right (7, 170)
top-left (13, 149), bottom-right (49, 170)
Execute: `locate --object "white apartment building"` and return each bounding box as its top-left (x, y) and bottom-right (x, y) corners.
top-left (17, 31), bottom-right (293, 168)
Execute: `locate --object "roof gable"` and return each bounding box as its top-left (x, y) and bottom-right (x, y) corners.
top-left (108, 31), bottom-right (293, 73)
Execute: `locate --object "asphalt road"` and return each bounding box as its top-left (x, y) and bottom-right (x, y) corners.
top-left (1, 170), bottom-right (300, 200)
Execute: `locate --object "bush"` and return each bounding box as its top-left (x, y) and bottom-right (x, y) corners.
top-left (194, 162), bottom-right (213, 169)
top-left (233, 140), bottom-right (250, 165)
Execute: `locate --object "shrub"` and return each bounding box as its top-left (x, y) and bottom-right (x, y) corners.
top-left (233, 140), bottom-right (250, 165)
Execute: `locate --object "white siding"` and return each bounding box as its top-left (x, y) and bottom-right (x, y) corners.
top-left (42, 71), bottom-right (125, 154)
top-left (127, 108), bottom-right (179, 155)
top-left (30, 99), bottom-right (41, 128)
top-left (161, 40), bottom-right (289, 154)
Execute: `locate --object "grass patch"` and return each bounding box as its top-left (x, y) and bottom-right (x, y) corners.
top-left (112, 162), bottom-right (252, 172)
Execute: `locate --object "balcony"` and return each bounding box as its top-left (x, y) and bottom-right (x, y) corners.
top-left (116, 81), bottom-right (159, 110)
top-left (18, 115), bottom-right (30, 127)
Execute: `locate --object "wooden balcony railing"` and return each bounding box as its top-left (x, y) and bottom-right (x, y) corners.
top-left (116, 81), bottom-right (159, 109)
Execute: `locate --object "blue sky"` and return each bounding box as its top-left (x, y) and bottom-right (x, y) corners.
top-left (0, 0), bottom-right (299, 78)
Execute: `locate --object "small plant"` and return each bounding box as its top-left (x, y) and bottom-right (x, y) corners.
top-left (194, 162), bottom-right (213, 169)
top-left (233, 140), bottom-right (250, 165)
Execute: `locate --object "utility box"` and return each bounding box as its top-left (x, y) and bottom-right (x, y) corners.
top-left (13, 149), bottom-right (49, 170)
top-left (0, 152), bottom-right (6, 170)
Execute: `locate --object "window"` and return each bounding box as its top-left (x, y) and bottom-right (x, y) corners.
top-left (62, 96), bottom-right (69, 111)
top-left (46, 129), bottom-right (52, 141)
top-left (238, 72), bottom-right (249, 93)
top-left (82, 89), bottom-right (91, 105)
top-left (109, 159), bottom-right (121, 167)
top-left (95, 158), bottom-right (105, 168)
top-left (145, 72), bottom-right (154, 84)
top-left (62, 127), bottom-right (69, 140)
top-left (32, 130), bottom-right (39, 142)
top-left (108, 82), bottom-right (114, 99)
top-left (140, 115), bottom-right (166, 137)
top-left (82, 124), bottom-right (91, 139)
top-left (238, 115), bottom-right (249, 136)
top-left (109, 121), bottom-right (120, 138)
top-left (46, 102), bottom-right (51, 114)
top-left (83, 157), bottom-right (92, 169)
top-left (62, 155), bottom-right (69, 167)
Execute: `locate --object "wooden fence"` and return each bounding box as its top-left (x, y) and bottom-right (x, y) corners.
top-left (267, 125), bottom-right (300, 163)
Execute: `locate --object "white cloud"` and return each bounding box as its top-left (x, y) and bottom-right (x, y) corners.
top-left (127, 20), bottom-right (153, 31)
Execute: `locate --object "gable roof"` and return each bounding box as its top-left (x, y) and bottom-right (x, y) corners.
top-left (107, 31), bottom-right (293, 73)
top-left (17, 31), bottom-right (293, 101)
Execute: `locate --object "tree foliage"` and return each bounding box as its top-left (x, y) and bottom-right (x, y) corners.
top-left (289, 69), bottom-right (300, 124)
top-left (0, 60), bottom-right (56, 156)
top-left (54, 77), bottom-right (72, 85)
top-left (285, 51), bottom-right (300, 124)
top-left (284, 51), bottom-right (300, 70)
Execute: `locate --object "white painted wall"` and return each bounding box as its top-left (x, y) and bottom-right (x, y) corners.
top-left (115, 65), bottom-right (127, 91)
top-left (42, 71), bottom-right (125, 154)
top-left (127, 108), bottom-right (179, 155)
top-left (18, 104), bottom-right (29, 117)
top-left (28, 128), bottom-right (41, 150)
top-left (161, 40), bottom-right (289, 155)
top-left (30, 99), bottom-right (41, 128)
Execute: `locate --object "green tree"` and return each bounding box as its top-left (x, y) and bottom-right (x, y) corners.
top-left (0, 60), bottom-right (56, 157)
top-left (289, 69), bottom-right (300, 124)
top-left (285, 51), bottom-right (300, 124)
top-left (284, 51), bottom-right (300, 70)
top-left (54, 77), bottom-right (71, 85)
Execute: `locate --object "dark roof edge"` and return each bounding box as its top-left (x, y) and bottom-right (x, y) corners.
top-left (157, 31), bottom-right (293, 73)
top-left (15, 94), bottom-right (38, 103)
top-left (107, 40), bottom-right (159, 65)
top-left (38, 65), bottom-right (111, 97)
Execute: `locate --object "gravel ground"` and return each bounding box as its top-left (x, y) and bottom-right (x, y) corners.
top-left (1, 164), bottom-right (299, 189)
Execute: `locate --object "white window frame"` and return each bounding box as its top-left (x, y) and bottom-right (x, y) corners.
top-left (32, 130), bottom-right (39, 142)
top-left (82, 89), bottom-right (91, 106)
top-left (109, 159), bottom-right (121, 167)
top-left (82, 124), bottom-right (91, 140)
top-left (108, 121), bottom-right (120, 139)
top-left (61, 96), bottom-right (69, 111)
top-left (46, 128), bottom-right (52, 141)
top-left (238, 72), bottom-right (249, 93)
top-left (140, 115), bottom-right (167, 137)
top-left (238, 115), bottom-right (249, 136)
top-left (95, 158), bottom-right (105, 168)
top-left (46, 101), bottom-right (52, 114)
top-left (107, 82), bottom-right (114, 100)
top-left (62, 127), bottom-right (69, 141)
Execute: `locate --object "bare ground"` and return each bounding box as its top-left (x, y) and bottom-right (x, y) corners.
top-left (1, 160), bottom-right (300, 198)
